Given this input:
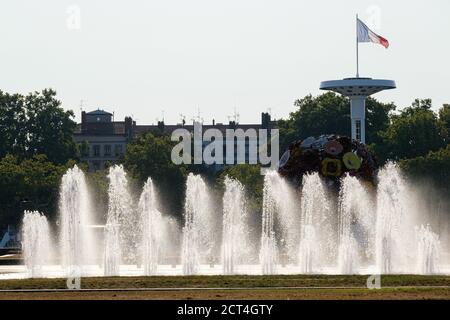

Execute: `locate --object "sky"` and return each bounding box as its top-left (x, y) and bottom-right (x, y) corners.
top-left (0, 0), bottom-right (449, 124)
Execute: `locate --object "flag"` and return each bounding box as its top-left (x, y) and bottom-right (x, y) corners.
top-left (357, 18), bottom-right (389, 49)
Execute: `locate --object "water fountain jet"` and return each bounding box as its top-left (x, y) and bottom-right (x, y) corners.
top-left (221, 177), bottom-right (248, 275)
top-left (22, 211), bottom-right (52, 278)
top-left (181, 174), bottom-right (215, 275)
top-left (139, 178), bottom-right (163, 275)
top-left (59, 165), bottom-right (98, 275)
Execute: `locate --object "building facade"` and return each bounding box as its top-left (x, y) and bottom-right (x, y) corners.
top-left (74, 108), bottom-right (275, 171)
top-left (73, 109), bottom-right (134, 171)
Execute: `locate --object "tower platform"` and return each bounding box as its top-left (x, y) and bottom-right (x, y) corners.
top-left (320, 78), bottom-right (396, 96)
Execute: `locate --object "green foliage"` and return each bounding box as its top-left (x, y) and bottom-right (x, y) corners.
top-left (277, 92), bottom-right (395, 150)
top-left (216, 164), bottom-right (264, 215)
top-left (277, 93), bottom-right (349, 150)
top-left (399, 144), bottom-right (450, 191)
top-left (0, 89), bottom-right (77, 164)
top-left (374, 99), bottom-right (446, 163)
top-left (78, 140), bottom-right (90, 158)
top-left (85, 169), bottom-right (109, 221)
top-left (439, 104), bottom-right (450, 140)
top-left (123, 132), bottom-right (188, 218)
top-left (0, 92), bottom-right (27, 157)
top-left (217, 164), bottom-right (263, 199)
top-left (0, 154), bottom-right (73, 228)
top-left (365, 97), bottom-right (397, 145)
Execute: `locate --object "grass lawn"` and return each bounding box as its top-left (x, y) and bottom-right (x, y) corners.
top-left (0, 275), bottom-right (448, 300)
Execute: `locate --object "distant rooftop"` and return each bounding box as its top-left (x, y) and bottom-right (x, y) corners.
top-left (76, 109), bottom-right (273, 136)
top-left (86, 109), bottom-right (113, 116)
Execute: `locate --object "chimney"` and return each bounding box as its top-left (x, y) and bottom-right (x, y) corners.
top-left (125, 116), bottom-right (134, 140)
top-left (261, 112), bottom-right (271, 129)
top-left (81, 111), bottom-right (87, 133)
top-left (157, 120), bottom-right (165, 131)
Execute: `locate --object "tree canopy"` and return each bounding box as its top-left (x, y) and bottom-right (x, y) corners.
top-left (374, 99), bottom-right (447, 163)
top-left (0, 89), bottom-right (77, 164)
top-left (0, 154), bottom-right (75, 228)
top-left (216, 164), bottom-right (264, 204)
top-left (277, 92), bottom-right (395, 151)
top-left (123, 132), bottom-right (188, 218)
top-left (400, 144), bottom-right (450, 191)
top-left (439, 103), bottom-right (450, 139)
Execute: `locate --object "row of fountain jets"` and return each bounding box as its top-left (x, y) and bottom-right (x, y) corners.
top-left (22, 163), bottom-right (444, 278)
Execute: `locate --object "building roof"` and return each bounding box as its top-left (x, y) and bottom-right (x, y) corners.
top-left (134, 122), bottom-right (268, 136)
top-left (86, 109), bottom-right (113, 116)
top-left (74, 122), bottom-right (126, 135)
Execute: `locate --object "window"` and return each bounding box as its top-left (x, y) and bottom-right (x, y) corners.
top-left (93, 145), bottom-right (100, 157)
top-left (355, 120), bottom-right (361, 141)
top-left (104, 145), bottom-right (111, 156)
top-left (115, 145), bottom-right (123, 156)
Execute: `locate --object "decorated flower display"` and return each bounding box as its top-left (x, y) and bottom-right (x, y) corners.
top-left (278, 135), bottom-right (377, 185)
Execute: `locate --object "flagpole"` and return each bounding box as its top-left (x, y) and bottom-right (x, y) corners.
top-left (356, 14), bottom-right (359, 78)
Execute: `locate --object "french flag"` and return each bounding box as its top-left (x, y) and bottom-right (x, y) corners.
top-left (357, 18), bottom-right (389, 49)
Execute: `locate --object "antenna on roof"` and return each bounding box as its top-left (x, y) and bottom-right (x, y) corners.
top-left (197, 107), bottom-right (202, 123)
top-left (233, 106), bottom-right (240, 124)
top-left (179, 113), bottom-right (186, 126)
top-left (192, 107), bottom-right (202, 124)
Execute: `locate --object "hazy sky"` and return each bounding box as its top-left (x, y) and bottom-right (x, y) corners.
top-left (1, 0), bottom-right (449, 124)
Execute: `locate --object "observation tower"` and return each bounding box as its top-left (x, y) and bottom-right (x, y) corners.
top-left (320, 15), bottom-right (396, 144)
top-left (320, 77), bottom-right (396, 143)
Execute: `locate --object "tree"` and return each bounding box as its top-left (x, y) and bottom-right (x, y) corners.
top-left (78, 140), bottom-right (90, 157)
top-left (365, 97), bottom-right (396, 145)
top-left (0, 89), bottom-right (77, 164)
top-left (85, 168), bottom-right (109, 220)
top-left (25, 89), bottom-right (78, 164)
top-left (216, 164), bottom-right (265, 228)
top-left (0, 91), bottom-right (27, 158)
top-left (439, 104), bottom-right (450, 141)
top-left (374, 99), bottom-right (446, 163)
top-left (0, 154), bottom-right (73, 229)
top-left (277, 93), bottom-right (395, 151)
top-left (216, 164), bottom-right (264, 203)
top-left (400, 144), bottom-right (450, 191)
top-left (123, 132), bottom-right (188, 218)
top-left (277, 93), bottom-right (349, 150)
